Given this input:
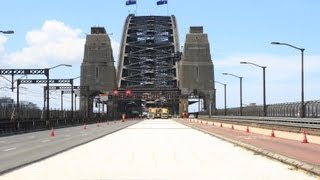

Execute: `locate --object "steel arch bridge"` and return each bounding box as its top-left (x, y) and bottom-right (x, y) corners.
top-left (116, 14), bottom-right (181, 116)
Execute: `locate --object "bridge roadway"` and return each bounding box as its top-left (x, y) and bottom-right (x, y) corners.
top-left (0, 120), bottom-right (140, 175)
top-left (177, 118), bottom-right (320, 176)
top-left (1, 119), bottom-right (316, 179)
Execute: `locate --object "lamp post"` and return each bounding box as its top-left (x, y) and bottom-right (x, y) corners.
top-left (214, 81), bottom-right (227, 116)
top-left (0, 30), bottom-right (14, 34)
top-left (223, 73), bottom-right (243, 116)
top-left (46, 64), bottom-right (72, 121)
top-left (240, 61), bottom-right (267, 116)
top-left (271, 42), bottom-right (305, 118)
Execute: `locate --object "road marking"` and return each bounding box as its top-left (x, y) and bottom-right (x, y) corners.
top-left (65, 134), bottom-right (71, 137)
top-left (3, 147), bottom-right (16, 152)
top-left (0, 141), bottom-right (6, 144)
top-left (41, 139), bottom-right (50, 143)
top-left (28, 136), bottom-right (35, 139)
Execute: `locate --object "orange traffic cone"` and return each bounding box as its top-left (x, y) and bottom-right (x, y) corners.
top-left (246, 126), bottom-right (250, 133)
top-left (231, 124), bottom-right (234, 130)
top-left (83, 123), bottom-right (87, 130)
top-left (302, 131), bottom-right (309, 143)
top-left (220, 123), bottom-right (223, 128)
top-left (271, 128), bottom-right (275, 137)
top-left (50, 128), bottom-right (55, 137)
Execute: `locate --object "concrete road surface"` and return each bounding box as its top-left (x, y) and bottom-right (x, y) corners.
top-left (0, 120), bottom-right (139, 174)
top-left (1, 119), bottom-right (317, 180)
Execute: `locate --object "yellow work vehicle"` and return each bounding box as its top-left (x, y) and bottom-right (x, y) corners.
top-left (160, 108), bottom-right (169, 119)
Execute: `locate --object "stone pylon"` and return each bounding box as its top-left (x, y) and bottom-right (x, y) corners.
top-left (178, 26), bottom-right (215, 116)
top-left (80, 27), bottom-right (116, 117)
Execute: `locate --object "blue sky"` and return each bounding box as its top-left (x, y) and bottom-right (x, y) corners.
top-left (1, 0), bottom-right (320, 110)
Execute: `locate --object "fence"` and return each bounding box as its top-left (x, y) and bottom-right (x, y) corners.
top-left (215, 100), bottom-right (320, 118)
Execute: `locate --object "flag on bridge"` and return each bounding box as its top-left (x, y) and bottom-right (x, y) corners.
top-left (157, 0), bottom-right (168, 5)
top-left (126, 0), bottom-right (136, 6)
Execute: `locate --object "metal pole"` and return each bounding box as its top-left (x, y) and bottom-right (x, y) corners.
top-left (16, 80), bottom-right (20, 112)
top-left (224, 84), bottom-right (227, 116)
top-left (263, 67), bottom-right (266, 116)
top-left (43, 87), bottom-right (46, 111)
top-left (45, 69), bottom-right (50, 123)
top-left (71, 79), bottom-right (74, 120)
top-left (240, 77), bottom-right (243, 116)
top-left (75, 94), bottom-right (77, 112)
top-left (61, 91), bottom-right (64, 111)
top-left (11, 73), bottom-right (14, 92)
top-left (301, 49), bottom-right (305, 118)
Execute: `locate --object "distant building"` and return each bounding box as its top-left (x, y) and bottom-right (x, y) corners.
top-left (0, 97), bottom-right (39, 109)
top-left (0, 97), bottom-right (15, 108)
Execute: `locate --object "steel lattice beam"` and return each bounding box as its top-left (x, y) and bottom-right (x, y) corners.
top-left (18, 79), bottom-right (72, 85)
top-left (0, 69), bottom-right (46, 75)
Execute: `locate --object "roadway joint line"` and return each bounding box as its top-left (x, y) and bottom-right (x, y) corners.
top-left (3, 147), bottom-right (16, 152)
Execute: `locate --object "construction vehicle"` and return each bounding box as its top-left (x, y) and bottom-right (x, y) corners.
top-left (147, 108), bottom-right (156, 119)
top-left (160, 108), bottom-right (169, 119)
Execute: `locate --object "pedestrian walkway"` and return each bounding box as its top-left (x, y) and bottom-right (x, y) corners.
top-left (177, 118), bottom-right (320, 176)
top-left (1, 119), bottom-right (317, 180)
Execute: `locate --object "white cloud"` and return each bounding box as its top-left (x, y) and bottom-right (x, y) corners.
top-left (1, 20), bottom-right (85, 68)
top-left (111, 38), bottom-right (120, 66)
top-left (0, 20), bottom-right (121, 109)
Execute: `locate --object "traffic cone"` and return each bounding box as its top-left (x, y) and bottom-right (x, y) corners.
top-left (212, 122), bottom-right (215, 126)
top-left (83, 123), bottom-right (87, 130)
top-left (302, 131), bottom-right (309, 143)
top-left (206, 121), bottom-right (208, 125)
top-left (50, 128), bottom-right (55, 137)
top-left (97, 122), bottom-right (100, 127)
top-left (220, 123), bottom-right (223, 127)
top-left (231, 124), bottom-right (234, 130)
top-left (270, 128), bottom-right (275, 137)
top-left (201, 121), bottom-right (202, 124)
top-left (246, 126), bottom-right (250, 133)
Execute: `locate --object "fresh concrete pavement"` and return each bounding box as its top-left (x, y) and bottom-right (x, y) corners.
top-left (1, 119), bottom-right (317, 180)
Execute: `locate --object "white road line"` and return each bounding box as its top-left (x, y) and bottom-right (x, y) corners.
top-left (41, 140), bottom-right (50, 143)
top-left (0, 141), bottom-right (6, 144)
top-left (28, 136), bottom-right (35, 139)
top-left (3, 147), bottom-right (16, 152)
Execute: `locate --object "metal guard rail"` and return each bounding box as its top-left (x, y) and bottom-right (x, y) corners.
top-left (201, 116), bottom-right (320, 129)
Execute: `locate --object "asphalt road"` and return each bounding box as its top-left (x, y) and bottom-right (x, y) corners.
top-left (0, 119), bottom-right (140, 174)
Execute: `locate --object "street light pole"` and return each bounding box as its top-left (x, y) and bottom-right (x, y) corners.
top-left (271, 42), bottom-right (305, 118)
top-left (223, 73), bottom-right (243, 116)
top-left (215, 81), bottom-right (227, 116)
top-left (240, 61), bottom-right (267, 116)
